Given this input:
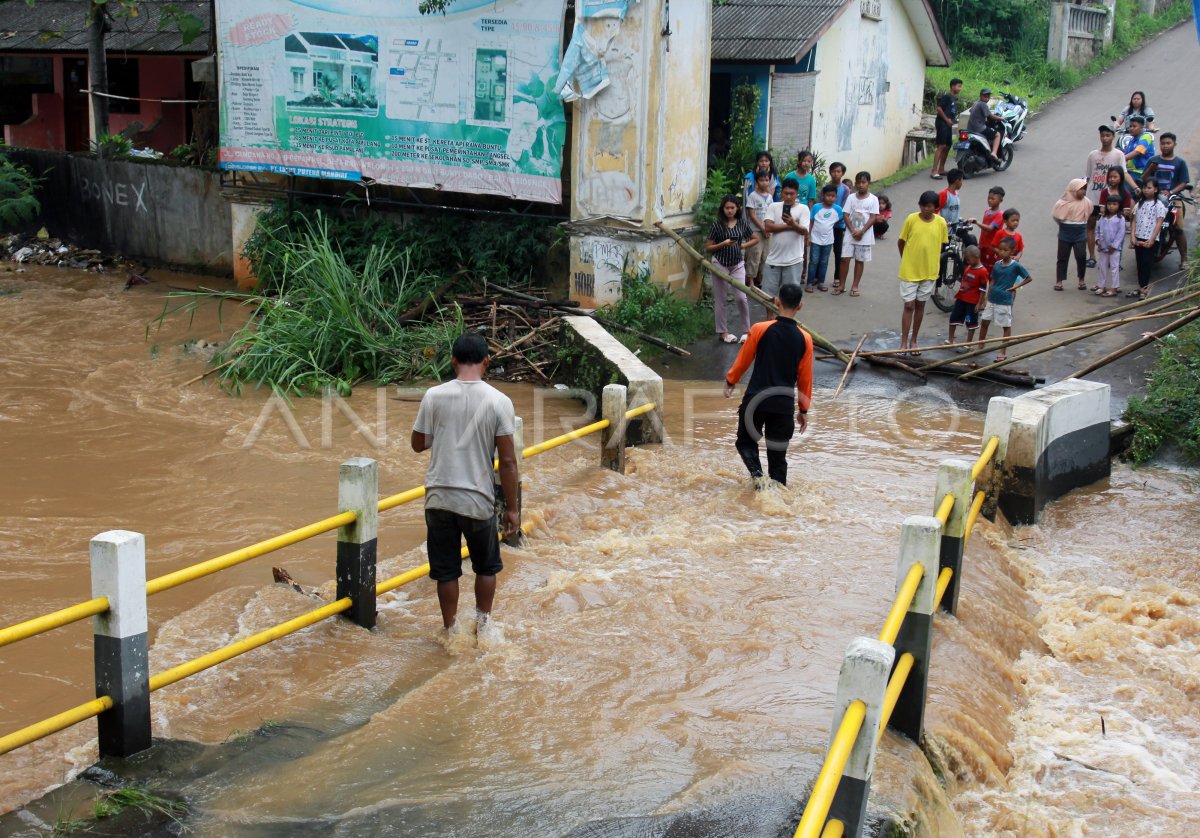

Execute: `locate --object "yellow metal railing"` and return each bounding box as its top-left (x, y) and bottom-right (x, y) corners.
top-left (0, 403), bottom-right (656, 649)
top-left (793, 700), bottom-right (867, 838)
top-left (797, 433), bottom-right (1002, 835)
top-left (0, 404), bottom-right (654, 757)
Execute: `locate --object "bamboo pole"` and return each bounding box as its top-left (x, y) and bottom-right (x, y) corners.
top-left (960, 303), bottom-right (1200, 379)
top-left (653, 221), bottom-right (852, 364)
top-left (180, 357), bottom-right (237, 387)
top-left (833, 335), bottom-right (868, 400)
top-left (1071, 307), bottom-right (1200, 379)
top-left (914, 281), bottom-right (1200, 373)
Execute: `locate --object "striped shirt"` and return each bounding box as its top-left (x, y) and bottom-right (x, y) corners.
top-left (708, 220), bottom-right (754, 268)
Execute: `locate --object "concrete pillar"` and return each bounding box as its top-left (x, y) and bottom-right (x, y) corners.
top-left (888, 516), bottom-right (941, 744)
top-left (90, 530), bottom-right (151, 758)
top-left (601, 383), bottom-right (628, 473)
top-left (933, 459), bottom-right (972, 616)
top-left (564, 0), bottom-right (710, 308)
top-left (1100, 0), bottom-right (1116, 46)
top-left (979, 396), bottom-right (1014, 519)
top-left (997, 379), bottom-right (1111, 525)
top-left (628, 377), bottom-right (664, 445)
top-left (1047, 2), bottom-right (1071, 66)
top-left (337, 457), bottom-right (378, 629)
top-left (827, 637), bottom-right (894, 835)
top-left (230, 202), bottom-right (267, 289)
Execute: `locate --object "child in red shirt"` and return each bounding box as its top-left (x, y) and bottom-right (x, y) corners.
top-left (972, 186), bottom-right (1005, 269)
top-left (1002, 208), bottom-right (1024, 261)
top-left (948, 244), bottom-right (989, 348)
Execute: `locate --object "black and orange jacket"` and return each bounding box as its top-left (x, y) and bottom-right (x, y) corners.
top-left (725, 316), bottom-right (814, 414)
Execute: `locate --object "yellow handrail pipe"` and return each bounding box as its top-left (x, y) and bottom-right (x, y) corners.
top-left (0, 696), bottom-right (113, 757)
top-left (793, 700), bottom-right (867, 838)
top-left (820, 818), bottom-right (846, 838)
top-left (378, 485), bottom-right (426, 513)
top-left (145, 511), bottom-right (358, 595)
top-left (877, 652), bottom-right (915, 740)
top-left (0, 597), bottom-right (109, 650)
top-left (963, 491), bottom-right (986, 545)
top-left (971, 436), bottom-right (1000, 481)
top-left (878, 563), bottom-right (924, 647)
top-left (933, 567), bottom-right (954, 611)
top-left (934, 492), bottom-right (955, 526)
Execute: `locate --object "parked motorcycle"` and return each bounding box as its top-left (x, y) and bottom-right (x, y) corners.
top-left (932, 220), bottom-right (978, 313)
top-left (955, 129), bottom-right (1014, 179)
top-left (1157, 184), bottom-right (1195, 263)
top-left (994, 91), bottom-right (1029, 142)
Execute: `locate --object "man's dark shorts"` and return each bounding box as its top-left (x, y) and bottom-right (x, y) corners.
top-left (935, 121), bottom-right (953, 147)
top-left (425, 508), bottom-right (502, 582)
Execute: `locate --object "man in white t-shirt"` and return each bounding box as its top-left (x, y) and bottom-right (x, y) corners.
top-left (1084, 124), bottom-right (1131, 267)
top-left (836, 171), bottom-right (880, 297)
top-left (412, 333), bottom-right (520, 638)
top-left (761, 177), bottom-right (810, 299)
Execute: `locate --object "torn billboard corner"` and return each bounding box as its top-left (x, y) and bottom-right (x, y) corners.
top-left (555, 0), bottom-right (636, 102)
top-left (217, 0), bottom-right (570, 203)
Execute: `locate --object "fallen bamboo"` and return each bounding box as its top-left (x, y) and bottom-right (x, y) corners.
top-left (861, 353), bottom-right (928, 381)
top-left (653, 221), bottom-right (851, 364)
top-left (485, 281), bottom-right (690, 356)
top-left (833, 335), bottom-right (868, 400)
top-left (915, 282), bottom-right (1200, 373)
top-left (853, 307), bottom-right (1200, 359)
top-left (491, 317), bottom-right (562, 361)
top-left (960, 302), bottom-right (1200, 380)
top-left (180, 356), bottom-right (237, 387)
top-left (1071, 306), bottom-right (1200, 379)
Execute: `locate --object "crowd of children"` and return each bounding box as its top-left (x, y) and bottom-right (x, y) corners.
top-left (708, 121), bottom-right (1187, 358)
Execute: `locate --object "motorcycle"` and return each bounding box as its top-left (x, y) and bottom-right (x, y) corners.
top-left (932, 219), bottom-right (979, 313)
top-left (955, 128), bottom-right (1014, 179)
top-left (1156, 184), bottom-right (1195, 263)
top-left (994, 91), bottom-right (1029, 142)
top-left (1111, 113), bottom-right (1157, 151)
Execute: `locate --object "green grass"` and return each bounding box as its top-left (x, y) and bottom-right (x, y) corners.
top-left (928, 0), bottom-right (1194, 115)
top-left (90, 788), bottom-right (185, 823)
top-left (596, 263), bottom-right (712, 350)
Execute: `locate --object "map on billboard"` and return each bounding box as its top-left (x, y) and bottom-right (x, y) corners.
top-left (216, 0), bottom-right (568, 203)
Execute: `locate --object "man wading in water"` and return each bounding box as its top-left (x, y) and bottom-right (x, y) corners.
top-left (723, 283), bottom-right (814, 487)
top-left (411, 334), bottom-right (520, 639)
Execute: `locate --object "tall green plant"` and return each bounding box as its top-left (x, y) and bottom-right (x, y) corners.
top-left (724, 82), bottom-right (763, 184)
top-left (0, 155), bottom-right (41, 227)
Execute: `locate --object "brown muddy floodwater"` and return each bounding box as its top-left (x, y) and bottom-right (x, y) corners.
top-left (0, 265), bottom-right (1198, 836)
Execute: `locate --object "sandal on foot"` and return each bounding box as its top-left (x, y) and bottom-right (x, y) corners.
top-left (1094, 288), bottom-right (1105, 295)
top-left (849, 289), bottom-right (861, 297)
top-left (909, 349), bottom-right (922, 357)
top-left (722, 333), bottom-right (737, 344)
top-left (995, 354), bottom-right (1007, 362)
top-left (817, 284), bottom-right (829, 292)
top-left (1077, 282), bottom-right (1088, 290)
top-left (831, 288), bottom-right (845, 296)
top-left (739, 333), bottom-right (748, 344)
top-left (1054, 284), bottom-right (1064, 291)
top-left (1125, 290), bottom-right (1139, 297)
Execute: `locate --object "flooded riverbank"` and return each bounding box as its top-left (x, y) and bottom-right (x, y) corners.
top-left (1, 266), bottom-right (1197, 836)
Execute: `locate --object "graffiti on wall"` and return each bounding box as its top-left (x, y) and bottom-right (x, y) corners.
top-left (80, 176), bottom-right (150, 213)
top-left (836, 16), bottom-right (890, 151)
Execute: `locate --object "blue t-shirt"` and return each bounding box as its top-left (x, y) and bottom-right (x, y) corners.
top-left (783, 171), bottom-right (819, 207)
top-left (1146, 155), bottom-right (1190, 194)
top-left (988, 259), bottom-right (1031, 306)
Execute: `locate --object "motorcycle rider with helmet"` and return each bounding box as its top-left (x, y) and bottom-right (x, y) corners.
top-left (966, 88), bottom-right (1004, 166)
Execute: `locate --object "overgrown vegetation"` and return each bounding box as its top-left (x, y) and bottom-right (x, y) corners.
top-left (159, 215), bottom-right (464, 395)
top-left (597, 262), bottom-right (712, 349)
top-left (1124, 266), bottom-right (1200, 464)
top-left (90, 132), bottom-right (133, 160)
top-left (50, 785), bottom-right (186, 835)
top-left (244, 201), bottom-right (557, 296)
top-left (0, 153), bottom-right (41, 227)
top-left (928, 0), bottom-right (1194, 114)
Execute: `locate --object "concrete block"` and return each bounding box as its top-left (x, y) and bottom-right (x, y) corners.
top-left (827, 637), bottom-right (894, 833)
top-left (560, 316), bottom-right (664, 443)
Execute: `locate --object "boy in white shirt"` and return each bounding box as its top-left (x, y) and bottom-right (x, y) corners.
top-left (761, 177), bottom-right (810, 298)
top-left (835, 171), bottom-right (880, 297)
top-left (744, 170), bottom-right (775, 288)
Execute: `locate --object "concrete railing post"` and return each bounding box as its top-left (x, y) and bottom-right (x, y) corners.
top-left (888, 516), bottom-right (941, 744)
top-left (337, 457), bottom-right (378, 629)
top-left (979, 396), bottom-right (1013, 519)
top-left (90, 530), bottom-right (151, 758)
top-left (600, 383), bottom-right (628, 473)
top-left (933, 459), bottom-right (973, 616)
top-left (827, 637), bottom-right (894, 836)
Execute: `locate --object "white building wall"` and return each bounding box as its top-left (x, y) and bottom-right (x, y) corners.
top-left (809, 0), bottom-right (927, 177)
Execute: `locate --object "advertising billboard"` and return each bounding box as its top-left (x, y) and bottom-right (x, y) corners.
top-left (216, 0), bottom-right (568, 203)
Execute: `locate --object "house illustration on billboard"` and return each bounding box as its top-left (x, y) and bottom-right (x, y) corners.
top-left (285, 32), bottom-right (379, 111)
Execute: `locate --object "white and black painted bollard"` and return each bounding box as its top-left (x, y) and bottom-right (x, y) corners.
top-left (90, 530), bottom-right (151, 758)
top-left (888, 516), bottom-right (941, 744)
top-left (827, 637), bottom-right (894, 836)
top-left (933, 459), bottom-right (972, 616)
top-left (600, 383), bottom-right (628, 474)
top-left (337, 457), bottom-right (378, 629)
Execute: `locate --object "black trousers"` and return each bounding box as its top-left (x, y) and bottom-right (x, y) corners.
top-left (735, 401), bottom-right (795, 485)
top-left (1056, 238), bottom-right (1086, 283)
top-left (1134, 239), bottom-right (1155, 288)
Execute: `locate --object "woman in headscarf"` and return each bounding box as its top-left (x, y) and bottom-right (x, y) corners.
top-left (1052, 178), bottom-right (1092, 291)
